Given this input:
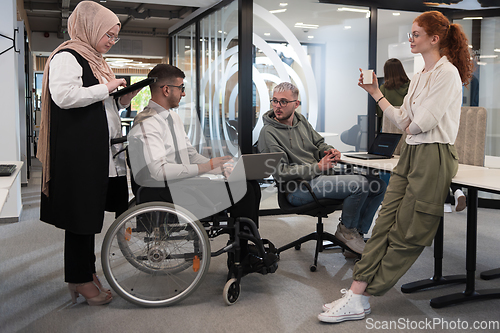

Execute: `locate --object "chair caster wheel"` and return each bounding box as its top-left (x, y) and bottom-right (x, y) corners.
top-left (295, 245), bottom-right (301, 250)
top-left (223, 278), bottom-right (240, 305)
top-left (310, 265), bottom-right (317, 272)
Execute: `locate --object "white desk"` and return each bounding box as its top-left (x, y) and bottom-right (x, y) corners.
top-left (0, 189), bottom-right (8, 212)
top-left (0, 161), bottom-right (23, 220)
top-left (340, 157), bottom-right (500, 308)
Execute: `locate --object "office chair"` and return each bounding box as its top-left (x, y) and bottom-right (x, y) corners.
top-left (275, 179), bottom-right (360, 272)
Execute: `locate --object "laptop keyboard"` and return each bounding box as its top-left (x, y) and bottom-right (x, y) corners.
top-left (0, 164), bottom-right (16, 176)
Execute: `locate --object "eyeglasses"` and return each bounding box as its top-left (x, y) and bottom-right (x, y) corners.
top-left (407, 32), bottom-right (424, 42)
top-left (105, 32), bottom-right (120, 43)
top-left (270, 99), bottom-right (297, 107)
top-left (160, 84), bottom-right (186, 93)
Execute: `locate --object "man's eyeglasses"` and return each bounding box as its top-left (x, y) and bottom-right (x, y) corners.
top-left (105, 32), bottom-right (120, 43)
top-left (161, 84), bottom-right (186, 93)
top-left (270, 99), bottom-right (297, 107)
top-left (407, 32), bottom-right (424, 42)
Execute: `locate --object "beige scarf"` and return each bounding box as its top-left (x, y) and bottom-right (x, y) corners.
top-left (38, 1), bottom-right (120, 196)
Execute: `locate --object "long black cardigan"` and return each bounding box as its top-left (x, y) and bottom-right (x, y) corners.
top-left (40, 49), bottom-right (109, 235)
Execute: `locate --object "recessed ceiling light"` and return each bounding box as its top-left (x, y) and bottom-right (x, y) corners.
top-left (344, 26), bottom-right (352, 30)
top-left (393, 12), bottom-right (400, 16)
top-left (494, 49), bottom-right (500, 53)
top-left (185, 45), bottom-right (190, 49)
top-left (294, 22), bottom-right (319, 29)
top-left (264, 33), bottom-right (271, 36)
top-left (308, 36), bottom-right (314, 39)
top-left (279, 2), bottom-right (288, 6)
top-left (338, 7), bottom-right (369, 14)
top-left (479, 55), bottom-right (498, 59)
top-left (270, 9), bottom-right (287, 14)
top-left (463, 17), bottom-right (483, 20)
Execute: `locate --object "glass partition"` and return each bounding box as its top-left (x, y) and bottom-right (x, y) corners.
top-left (253, 1), bottom-right (370, 152)
top-left (376, 10), bottom-right (421, 78)
top-left (455, 17), bottom-right (500, 158)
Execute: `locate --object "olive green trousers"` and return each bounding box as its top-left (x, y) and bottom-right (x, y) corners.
top-left (352, 142), bottom-right (458, 296)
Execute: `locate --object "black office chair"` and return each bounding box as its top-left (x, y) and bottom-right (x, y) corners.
top-left (276, 179), bottom-right (360, 272)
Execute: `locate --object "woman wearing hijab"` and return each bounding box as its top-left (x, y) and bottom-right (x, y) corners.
top-left (38, 1), bottom-right (138, 306)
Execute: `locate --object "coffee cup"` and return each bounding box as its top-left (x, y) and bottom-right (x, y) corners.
top-left (362, 69), bottom-right (373, 84)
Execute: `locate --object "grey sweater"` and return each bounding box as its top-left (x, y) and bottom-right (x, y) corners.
top-left (258, 110), bottom-right (334, 182)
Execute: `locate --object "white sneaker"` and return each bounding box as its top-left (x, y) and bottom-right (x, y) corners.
top-left (318, 289), bottom-right (365, 323)
top-left (335, 223), bottom-right (365, 254)
top-left (322, 289), bottom-right (371, 314)
top-left (454, 189), bottom-right (466, 212)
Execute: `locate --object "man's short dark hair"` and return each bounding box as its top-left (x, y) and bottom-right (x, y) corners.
top-left (148, 64), bottom-right (185, 91)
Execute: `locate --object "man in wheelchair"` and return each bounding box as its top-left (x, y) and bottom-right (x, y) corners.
top-left (127, 64), bottom-right (276, 277)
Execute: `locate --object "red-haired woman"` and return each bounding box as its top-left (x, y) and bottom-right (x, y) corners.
top-left (319, 11), bottom-right (473, 323)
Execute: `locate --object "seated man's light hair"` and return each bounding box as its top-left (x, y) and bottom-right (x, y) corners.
top-left (273, 82), bottom-right (299, 98)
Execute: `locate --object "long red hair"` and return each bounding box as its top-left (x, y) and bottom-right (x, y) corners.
top-left (414, 11), bottom-right (473, 86)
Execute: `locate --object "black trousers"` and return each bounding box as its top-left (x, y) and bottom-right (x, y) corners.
top-left (64, 176), bottom-right (129, 283)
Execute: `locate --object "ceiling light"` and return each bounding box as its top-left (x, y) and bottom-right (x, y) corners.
top-left (279, 2), bottom-right (288, 6)
top-left (264, 32), bottom-right (271, 36)
top-left (479, 55), bottom-right (498, 59)
top-left (494, 49), bottom-right (500, 52)
top-left (393, 12), bottom-right (400, 16)
top-left (338, 7), bottom-right (370, 14)
top-left (270, 9), bottom-right (287, 14)
top-left (463, 17), bottom-right (483, 20)
top-left (308, 36), bottom-right (314, 39)
top-left (294, 22), bottom-right (319, 29)
top-left (185, 45), bottom-right (190, 49)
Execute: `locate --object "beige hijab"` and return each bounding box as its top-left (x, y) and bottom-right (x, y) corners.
top-left (38, 1), bottom-right (120, 196)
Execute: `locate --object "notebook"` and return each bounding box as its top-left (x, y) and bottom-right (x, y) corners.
top-left (343, 133), bottom-right (402, 160)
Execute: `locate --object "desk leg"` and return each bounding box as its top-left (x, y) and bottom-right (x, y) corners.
top-left (401, 218), bottom-right (466, 293)
top-left (430, 188), bottom-right (500, 308)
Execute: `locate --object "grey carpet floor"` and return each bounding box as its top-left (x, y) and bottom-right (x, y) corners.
top-left (1, 160), bottom-right (500, 333)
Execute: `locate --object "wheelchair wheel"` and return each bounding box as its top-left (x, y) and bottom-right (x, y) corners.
top-left (223, 278), bottom-right (240, 305)
top-left (102, 202), bottom-right (211, 307)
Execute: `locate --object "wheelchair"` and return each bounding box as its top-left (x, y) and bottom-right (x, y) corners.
top-left (101, 138), bottom-right (278, 307)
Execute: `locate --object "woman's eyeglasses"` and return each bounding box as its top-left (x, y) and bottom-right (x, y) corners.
top-left (105, 32), bottom-right (120, 43)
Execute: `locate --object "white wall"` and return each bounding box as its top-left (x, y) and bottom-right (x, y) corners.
top-left (0, 0), bottom-right (22, 219)
top-left (320, 18), bottom-right (369, 152)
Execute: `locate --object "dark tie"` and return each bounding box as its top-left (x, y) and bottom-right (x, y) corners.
top-left (167, 113), bottom-right (183, 164)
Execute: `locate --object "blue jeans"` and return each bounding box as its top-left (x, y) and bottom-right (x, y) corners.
top-left (287, 174), bottom-right (386, 234)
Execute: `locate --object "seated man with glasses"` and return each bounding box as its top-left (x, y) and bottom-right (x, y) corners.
top-left (258, 82), bottom-right (386, 255)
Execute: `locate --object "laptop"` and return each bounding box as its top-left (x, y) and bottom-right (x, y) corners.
top-left (343, 133), bottom-right (402, 160)
top-left (204, 152), bottom-right (283, 181)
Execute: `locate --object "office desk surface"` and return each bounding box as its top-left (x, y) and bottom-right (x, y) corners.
top-left (340, 155), bottom-right (399, 172)
top-left (0, 189), bottom-right (8, 212)
top-left (0, 161), bottom-right (23, 189)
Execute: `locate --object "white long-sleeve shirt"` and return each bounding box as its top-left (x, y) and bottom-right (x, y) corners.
top-left (48, 51), bottom-right (128, 177)
top-left (383, 56), bottom-right (462, 145)
top-left (127, 100), bottom-right (209, 186)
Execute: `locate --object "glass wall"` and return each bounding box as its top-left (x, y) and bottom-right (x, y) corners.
top-left (253, 1), bottom-right (370, 152)
top-left (376, 10), bottom-right (421, 78)
top-left (455, 17), bottom-right (500, 158)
